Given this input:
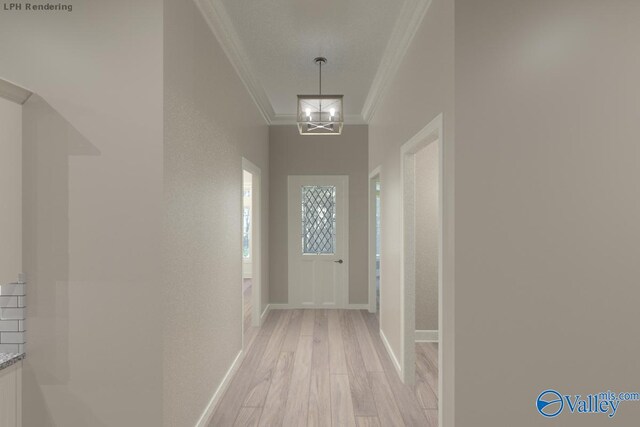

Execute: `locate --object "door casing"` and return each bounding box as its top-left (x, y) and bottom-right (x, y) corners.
top-left (400, 115), bottom-right (443, 385)
top-left (242, 158), bottom-right (262, 337)
top-left (368, 167), bottom-right (381, 314)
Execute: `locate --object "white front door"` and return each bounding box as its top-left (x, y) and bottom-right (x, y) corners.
top-left (288, 175), bottom-right (349, 308)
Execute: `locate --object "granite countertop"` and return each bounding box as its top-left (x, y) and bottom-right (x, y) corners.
top-left (0, 353), bottom-right (25, 371)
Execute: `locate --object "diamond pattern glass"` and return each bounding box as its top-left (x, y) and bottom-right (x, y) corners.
top-left (301, 186), bottom-right (336, 254)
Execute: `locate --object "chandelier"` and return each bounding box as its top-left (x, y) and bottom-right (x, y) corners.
top-left (297, 57), bottom-right (344, 135)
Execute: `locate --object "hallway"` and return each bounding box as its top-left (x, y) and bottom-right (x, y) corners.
top-left (210, 309), bottom-right (438, 426)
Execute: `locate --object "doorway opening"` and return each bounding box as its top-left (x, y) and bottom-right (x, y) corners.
top-left (368, 167), bottom-right (381, 315)
top-left (400, 114), bottom-right (446, 424)
top-left (241, 158), bottom-right (262, 349)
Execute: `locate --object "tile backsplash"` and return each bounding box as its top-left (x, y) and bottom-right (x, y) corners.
top-left (0, 282), bottom-right (25, 353)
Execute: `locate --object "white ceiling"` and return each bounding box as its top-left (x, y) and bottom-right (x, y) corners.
top-left (198, 0), bottom-right (431, 124)
top-left (219, 0), bottom-right (403, 121)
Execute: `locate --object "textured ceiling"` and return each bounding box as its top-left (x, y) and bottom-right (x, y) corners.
top-left (219, 0), bottom-right (405, 119)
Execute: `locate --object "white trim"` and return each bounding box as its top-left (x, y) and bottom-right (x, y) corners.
top-left (380, 328), bottom-right (402, 379)
top-left (270, 113), bottom-right (367, 126)
top-left (242, 158), bottom-right (262, 329)
top-left (361, 0), bottom-right (433, 122)
top-left (368, 167), bottom-right (381, 314)
top-left (400, 113), bottom-right (444, 386)
top-left (242, 259), bottom-right (252, 279)
top-left (268, 304), bottom-right (368, 310)
top-left (288, 175), bottom-right (349, 309)
top-left (195, 350), bottom-right (244, 427)
top-left (260, 304), bottom-right (271, 322)
top-left (195, 0), bottom-right (274, 124)
top-left (16, 361), bottom-right (22, 427)
top-left (415, 330), bottom-right (439, 342)
top-left (0, 77), bottom-right (32, 105)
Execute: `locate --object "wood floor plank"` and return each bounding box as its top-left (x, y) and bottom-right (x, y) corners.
top-left (419, 343), bottom-right (439, 369)
top-left (340, 310), bottom-right (377, 416)
top-left (300, 309), bottom-right (315, 336)
top-left (233, 406), bottom-right (262, 426)
top-left (308, 310), bottom-right (331, 427)
top-left (258, 309), bottom-right (282, 336)
top-left (416, 343), bottom-right (438, 389)
top-left (282, 335), bottom-right (314, 426)
top-left (328, 310), bottom-right (348, 374)
top-left (330, 374), bottom-right (357, 427)
top-left (243, 310), bottom-right (292, 407)
top-left (355, 417), bottom-right (381, 427)
top-left (362, 312), bottom-right (428, 427)
top-left (350, 311), bottom-right (383, 372)
top-left (244, 325), bottom-right (259, 352)
top-left (208, 332), bottom-right (271, 426)
top-left (415, 343), bottom-right (439, 411)
top-left (415, 375), bottom-right (438, 409)
top-left (369, 372), bottom-right (405, 427)
top-left (282, 309), bottom-right (303, 352)
top-left (424, 409), bottom-right (438, 427)
top-left (258, 352), bottom-right (295, 427)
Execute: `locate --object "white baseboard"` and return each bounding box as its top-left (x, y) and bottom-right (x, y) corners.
top-left (195, 349), bottom-right (243, 427)
top-left (268, 303), bottom-right (370, 310)
top-left (380, 328), bottom-right (402, 379)
top-left (415, 330), bottom-right (439, 342)
top-left (260, 304), bottom-right (271, 322)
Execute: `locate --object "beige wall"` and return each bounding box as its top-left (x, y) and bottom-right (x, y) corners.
top-left (163, 0), bottom-right (269, 425)
top-left (1, 0), bottom-right (165, 425)
top-left (415, 142), bottom-right (438, 331)
top-left (0, 96), bottom-right (22, 286)
top-left (455, 1), bottom-right (640, 425)
top-left (368, 0), bottom-right (453, 408)
top-left (269, 125), bottom-right (368, 304)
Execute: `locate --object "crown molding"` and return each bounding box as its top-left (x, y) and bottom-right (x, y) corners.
top-left (195, 0), bottom-right (274, 124)
top-left (361, 0), bottom-right (433, 123)
top-left (270, 113), bottom-right (367, 126)
top-left (0, 77), bottom-right (32, 105)
top-left (195, 0), bottom-right (432, 126)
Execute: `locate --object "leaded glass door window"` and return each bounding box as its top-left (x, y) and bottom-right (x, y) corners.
top-left (301, 186), bottom-right (336, 254)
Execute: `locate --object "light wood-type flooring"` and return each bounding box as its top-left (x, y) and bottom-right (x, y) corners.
top-left (210, 309), bottom-right (438, 426)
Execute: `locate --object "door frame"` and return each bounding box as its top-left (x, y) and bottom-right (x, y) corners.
top-left (400, 113), bottom-right (451, 427)
top-left (287, 175), bottom-right (349, 308)
top-left (368, 166), bottom-right (381, 314)
top-left (242, 158), bottom-right (262, 331)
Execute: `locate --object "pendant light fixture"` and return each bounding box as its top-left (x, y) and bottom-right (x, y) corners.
top-left (297, 57), bottom-right (344, 135)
